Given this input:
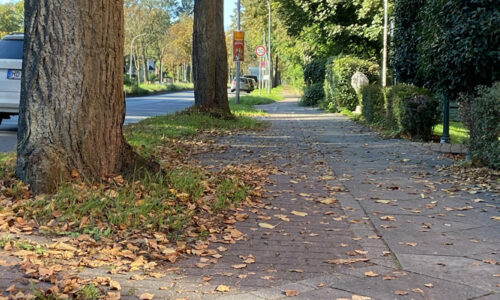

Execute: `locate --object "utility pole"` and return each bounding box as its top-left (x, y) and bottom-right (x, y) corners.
top-left (267, 0), bottom-right (272, 94)
top-left (382, 0), bottom-right (388, 87)
top-left (235, 0), bottom-right (241, 104)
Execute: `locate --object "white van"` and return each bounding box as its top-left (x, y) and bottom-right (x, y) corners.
top-left (0, 33), bottom-right (23, 126)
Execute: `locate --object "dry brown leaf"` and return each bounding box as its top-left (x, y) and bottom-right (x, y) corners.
top-left (352, 296), bottom-right (371, 300)
top-left (232, 264), bottom-right (247, 269)
top-left (364, 271), bottom-right (379, 277)
top-left (383, 275), bottom-right (396, 280)
top-left (320, 198), bottom-right (337, 205)
top-left (284, 290), bottom-right (299, 297)
top-left (424, 283), bottom-right (434, 288)
top-left (139, 293), bottom-right (154, 300)
top-left (491, 216), bottom-right (500, 222)
top-left (380, 215), bottom-right (396, 221)
top-left (109, 280), bottom-right (121, 291)
top-left (291, 211), bottom-right (308, 217)
top-left (376, 200), bottom-right (392, 204)
top-left (258, 222), bottom-right (275, 229)
top-left (325, 258), bottom-right (369, 265)
top-left (394, 290), bottom-right (408, 295)
top-left (216, 285), bottom-right (230, 292)
top-left (412, 288), bottom-right (424, 295)
top-left (289, 269), bottom-right (304, 273)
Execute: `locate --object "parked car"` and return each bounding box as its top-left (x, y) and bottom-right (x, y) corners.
top-left (0, 33), bottom-right (23, 126)
top-left (230, 77), bottom-right (254, 93)
top-left (242, 75), bottom-right (258, 84)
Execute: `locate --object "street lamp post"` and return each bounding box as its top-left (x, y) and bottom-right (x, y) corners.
top-left (236, 0), bottom-right (241, 104)
top-left (267, 0), bottom-right (272, 94)
top-left (128, 33), bottom-right (147, 79)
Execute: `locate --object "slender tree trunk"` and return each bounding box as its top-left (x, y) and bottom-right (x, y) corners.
top-left (192, 0), bottom-right (230, 117)
top-left (17, 0), bottom-right (148, 193)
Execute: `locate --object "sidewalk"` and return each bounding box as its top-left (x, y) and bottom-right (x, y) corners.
top-left (1, 98), bottom-right (499, 299)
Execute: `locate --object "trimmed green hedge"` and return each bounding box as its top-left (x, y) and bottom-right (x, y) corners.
top-left (300, 83), bottom-right (325, 106)
top-left (360, 84), bottom-right (384, 124)
top-left (301, 57), bottom-right (327, 106)
top-left (470, 82), bottom-right (500, 169)
top-left (360, 84), bottom-right (439, 141)
top-left (323, 56), bottom-right (379, 112)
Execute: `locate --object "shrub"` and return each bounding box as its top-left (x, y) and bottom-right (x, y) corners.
top-left (324, 56), bottom-right (379, 111)
top-left (360, 84), bottom-right (384, 124)
top-left (300, 83), bottom-right (325, 106)
top-left (469, 82), bottom-right (500, 169)
top-left (303, 57), bottom-right (327, 85)
top-left (384, 84), bottom-right (439, 141)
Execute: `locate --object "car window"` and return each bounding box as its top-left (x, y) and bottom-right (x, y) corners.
top-left (0, 39), bottom-right (23, 59)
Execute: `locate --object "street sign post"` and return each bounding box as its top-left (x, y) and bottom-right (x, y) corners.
top-left (233, 31), bottom-right (245, 62)
top-left (255, 45), bottom-right (266, 57)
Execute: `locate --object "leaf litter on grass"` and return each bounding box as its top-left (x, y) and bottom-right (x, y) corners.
top-left (0, 119), bottom-right (277, 298)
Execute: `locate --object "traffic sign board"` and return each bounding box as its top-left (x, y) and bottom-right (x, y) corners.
top-left (255, 45), bottom-right (266, 57)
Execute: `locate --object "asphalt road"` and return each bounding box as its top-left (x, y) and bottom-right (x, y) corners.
top-left (0, 90), bottom-right (195, 153)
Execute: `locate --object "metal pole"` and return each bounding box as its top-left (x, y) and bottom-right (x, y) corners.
top-left (235, 0), bottom-right (241, 104)
top-left (267, 0), bottom-right (272, 94)
top-left (129, 33), bottom-right (147, 79)
top-left (382, 0), bottom-right (388, 87)
top-left (440, 96), bottom-right (451, 143)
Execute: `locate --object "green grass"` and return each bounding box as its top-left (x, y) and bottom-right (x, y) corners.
top-left (229, 87), bottom-right (285, 117)
top-left (124, 82), bottom-right (193, 97)
top-left (433, 121), bottom-right (470, 144)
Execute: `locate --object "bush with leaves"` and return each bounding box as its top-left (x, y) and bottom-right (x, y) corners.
top-left (384, 84), bottom-right (439, 141)
top-left (303, 57), bottom-right (327, 86)
top-left (469, 82), bottom-right (500, 169)
top-left (323, 56), bottom-right (379, 111)
top-left (391, 0), bottom-right (425, 85)
top-left (300, 83), bottom-right (325, 107)
top-left (360, 84), bottom-right (384, 124)
top-left (416, 0), bottom-right (499, 98)
top-left (301, 57), bottom-right (327, 106)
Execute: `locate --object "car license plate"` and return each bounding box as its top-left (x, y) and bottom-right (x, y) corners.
top-left (7, 69), bottom-right (21, 80)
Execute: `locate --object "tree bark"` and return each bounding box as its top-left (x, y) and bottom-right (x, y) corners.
top-left (17, 0), bottom-right (146, 193)
top-left (192, 0), bottom-right (230, 117)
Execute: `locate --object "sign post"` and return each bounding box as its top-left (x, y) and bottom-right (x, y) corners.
top-left (233, 29), bottom-right (244, 104)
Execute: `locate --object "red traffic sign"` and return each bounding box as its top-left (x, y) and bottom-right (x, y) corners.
top-left (255, 45), bottom-right (266, 57)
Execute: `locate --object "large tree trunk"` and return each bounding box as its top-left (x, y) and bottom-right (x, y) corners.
top-left (192, 0), bottom-right (230, 117)
top-left (17, 0), bottom-right (144, 193)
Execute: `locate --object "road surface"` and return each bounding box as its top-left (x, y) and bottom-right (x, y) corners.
top-left (0, 90), bottom-right (195, 153)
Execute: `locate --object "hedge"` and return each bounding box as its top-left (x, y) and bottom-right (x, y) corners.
top-left (469, 82), bottom-right (500, 169)
top-left (323, 56), bottom-right (379, 112)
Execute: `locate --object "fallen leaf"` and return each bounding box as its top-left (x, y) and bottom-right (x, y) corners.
top-left (291, 211), bottom-right (308, 217)
top-left (364, 271), bottom-right (379, 277)
top-left (216, 285), bottom-right (230, 292)
top-left (424, 283), bottom-right (434, 288)
top-left (289, 269), bottom-right (303, 273)
top-left (352, 296), bottom-right (371, 300)
top-left (232, 264), bottom-right (247, 269)
top-left (376, 200), bottom-right (392, 204)
top-left (258, 223), bottom-right (275, 229)
top-left (139, 293), bottom-right (154, 300)
top-left (320, 198), bottom-right (337, 205)
top-left (380, 216), bottom-right (396, 221)
top-left (406, 242), bottom-right (417, 247)
top-left (412, 288), bottom-right (424, 295)
top-left (383, 275), bottom-right (396, 280)
top-left (325, 258), bottom-right (369, 265)
top-left (394, 291), bottom-right (408, 295)
top-left (491, 216), bottom-right (500, 222)
top-left (109, 280), bottom-right (121, 290)
top-left (284, 290), bottom-right (299, 297)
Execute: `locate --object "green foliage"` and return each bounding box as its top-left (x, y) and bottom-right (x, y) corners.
top-left (469, 82), bottom-right (500, 169)
top-left (433, 121), bottom-right (469, 144)
top-left (360, 84), bottom-right (384, 123)
top-left (416, 0), bottom-right (500, 98)
top-left (0, 1), bottom-right (24, 37)
top-left (300, 83), bottom-right (325, 107)
top-left (303, 58), bottom-right (327, 85)
top-left (275, 0), bottom-right (384, 59)
top-left (392, 0), bottom-right (425, 85)
top-left (323, 56), bottom-right (379, 111)
top-left (384, 84), bottom-right (439, 141)
top-left (229, 87), bottom-right (284, 116)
